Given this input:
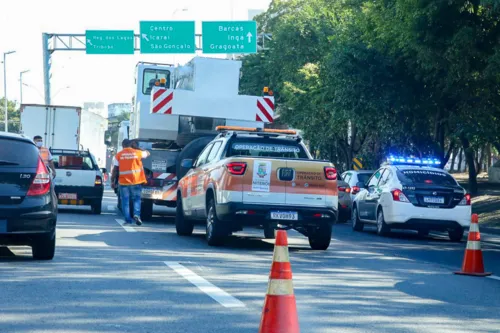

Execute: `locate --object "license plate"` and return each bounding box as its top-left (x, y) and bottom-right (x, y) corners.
top-left (142, 188), bottom-right (163, 199)
top-left (270, 211), bottom-right (298, 221)
top-left (59, 193), bottom-right (77, 200)
top-left (423, 196), bottom-right (444, 204)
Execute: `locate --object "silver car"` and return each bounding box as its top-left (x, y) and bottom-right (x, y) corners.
top-left (341, 170), bottom-right (375, 201)
top-left (337, 175), bottom-right (353, 223)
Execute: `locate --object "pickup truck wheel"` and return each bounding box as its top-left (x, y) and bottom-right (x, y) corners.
top-left (91, 200), bottom-right (102, 215)
top-left (32, 231), bottom-right (56, 260)
top-left (308, 223), bottom-right (332, 250)
top-left (176, 196), bottom-right (194, 236)
top-left (264, 225), bottom-right (276, 239)
top-left (352, 206), bottom-right (364, 232)
top-left (141, 199), bottom-right (154, 221)
top-left (206, 199), bottom-right (226, 246)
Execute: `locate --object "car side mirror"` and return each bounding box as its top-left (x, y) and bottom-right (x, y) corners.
top-left (356, 181), bottom-right (365, 189)
top-left (181, 159), bottom-right (193, 169)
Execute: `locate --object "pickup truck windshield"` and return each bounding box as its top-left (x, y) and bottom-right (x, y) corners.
top-left (227, 138), bottom-right (309, 159)
top-left (52, 154), bottom-right (97, 170)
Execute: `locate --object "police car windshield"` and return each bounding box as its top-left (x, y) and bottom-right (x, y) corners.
top-left (227, 138), bottom-right (308, 159)
top-left (397, 168), bottom-right (458, 186)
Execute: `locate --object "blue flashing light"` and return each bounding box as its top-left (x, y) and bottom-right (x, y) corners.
top-left (386, 155), bottom-right (441, 167)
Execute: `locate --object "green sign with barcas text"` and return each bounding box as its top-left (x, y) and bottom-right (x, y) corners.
top-left (140, 21), bottom-right (196, 54)
top-left (85, 30), bottom-right (135, 54)
top-left (202, 21), bottom-right (257, 54)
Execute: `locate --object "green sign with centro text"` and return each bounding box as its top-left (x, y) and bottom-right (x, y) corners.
top-left (140, 21), bottom-right (196, 54)
top-left (85, 30), bottom-right (135, 54)
top-left (202, 21), bottom-right (257, 54)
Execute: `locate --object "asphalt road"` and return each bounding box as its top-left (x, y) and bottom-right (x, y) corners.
top-left (1, 190), bottom-right (499, 333)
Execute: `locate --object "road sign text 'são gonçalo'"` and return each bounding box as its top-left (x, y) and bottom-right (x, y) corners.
top-left (140, 21), bottom-right (195, 54)
top-left (85, 30), bottom-right (135, 54)
top-left (202, 21), bottom-right (257, 54)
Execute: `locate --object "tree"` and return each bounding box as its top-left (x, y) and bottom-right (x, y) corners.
top-left (0, 98), bottom-right (21, 133)
top-left (239, 0), bottom-right (500, 193)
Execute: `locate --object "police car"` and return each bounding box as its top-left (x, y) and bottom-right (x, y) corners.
top-left (352, 156), bottom-right (471, 241)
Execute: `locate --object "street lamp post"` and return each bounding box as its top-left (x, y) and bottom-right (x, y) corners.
top-left (3, 50), bottom-right (16, 132)
top-left (19, 70), bottom-right (30, 106)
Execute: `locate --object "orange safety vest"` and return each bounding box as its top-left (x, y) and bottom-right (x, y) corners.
top-left (115, 148), bottom-right (147, 186)
top-left (40, 147), bottom-right (50, 165)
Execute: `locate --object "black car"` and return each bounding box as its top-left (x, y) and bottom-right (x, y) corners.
top-left (0, 133), bottom-right (57, 260)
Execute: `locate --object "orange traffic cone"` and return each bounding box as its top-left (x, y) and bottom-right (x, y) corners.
top-left (454, 214), bottom-right (492, 277)
top-left (258, 230), bottom-right (300, 333)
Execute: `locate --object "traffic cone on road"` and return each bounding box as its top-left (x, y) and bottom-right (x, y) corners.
top-left (258, 230), bottom-right (300, 333)
top-left (454, 214), bottom-right (492, 277)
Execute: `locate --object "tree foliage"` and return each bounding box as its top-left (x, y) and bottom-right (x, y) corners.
top-left (0, 98), bottom-right (21, 134)
top-left (240, 0), bottom-right (500, 193)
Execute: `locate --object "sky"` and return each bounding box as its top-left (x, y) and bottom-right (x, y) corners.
top-left (0, 0), bottom-right (271, 109)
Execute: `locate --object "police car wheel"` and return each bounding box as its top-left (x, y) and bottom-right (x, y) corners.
top-left (376, 209), bottom-right (390, 236)
top-left (448, 227), bottom-right (464, 242)
top-left (176, 196), bottom-right (194, 236)
top-left (352, 206), bottom-right (364, 232)
top-left (206, 199), bottom-right (226, 246)
top-left (418, 229), bottom-right (429, 237)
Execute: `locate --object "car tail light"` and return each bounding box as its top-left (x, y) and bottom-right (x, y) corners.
top-left (313, 213), bottom-right (330, 218)
top-left (27, 158), bottom-right (51, 196)
top-left (338, 186), bottom-right (351, 193)
top-left (391, 189), bottom-right (410, 203)
top-left (95, 175), bottom-right (103, 186)
top-left (459, 193), bottom-right (471, 206)
top-left (226, 162), bottom-right (247, 175)
top-left (324, 167), bottom-right (337, 180)
top-left (352, 186), bottom-right (360, 194)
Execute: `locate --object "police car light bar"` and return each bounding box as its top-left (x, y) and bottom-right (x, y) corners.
top-left (387, 156), bottom-right (441, 166)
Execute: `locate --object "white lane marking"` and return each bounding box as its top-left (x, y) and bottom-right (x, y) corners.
top-left (164, 262), bottom-right (245, 308)
top-left (115, 219), bottom-right (136, 233)
top-left (487, 275), bottom-right (500, 281)
top-left (107, 205), bottom-right (115, 211)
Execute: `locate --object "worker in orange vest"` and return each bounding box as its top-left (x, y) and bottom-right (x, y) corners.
top-left (33, 135), bottom-right (57, 178)
top-left (111, 139), bottom-right (150, 225)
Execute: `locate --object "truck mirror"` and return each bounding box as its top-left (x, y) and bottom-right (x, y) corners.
top-left (181, 159), bottom-right (193, 169)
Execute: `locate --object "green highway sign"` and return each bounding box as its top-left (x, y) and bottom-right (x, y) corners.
top-left (202, 21), bottom-right (257, 54)
top-left (85, 30), bottom-right (134, 54)
top-left (140, 21), bottom-right (196, 54)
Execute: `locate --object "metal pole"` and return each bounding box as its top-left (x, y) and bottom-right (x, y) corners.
top-left (3, 53), bottom-right (6, 132)
top-left (3, 50), bottom-right (16, 132)
top-left (19, 70), bottom-right (30, 106)
top-left (42, 33), bottom-right (51, 105)
top-left (19, 72), bottom-right (22, 106)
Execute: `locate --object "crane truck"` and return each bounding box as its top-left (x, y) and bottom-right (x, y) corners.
top-left (117, 56), bottom-right (275, 220)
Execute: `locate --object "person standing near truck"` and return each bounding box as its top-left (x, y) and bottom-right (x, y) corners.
top-left (111, 139), bottom-right (150, 225)
top-left (33, 135), bottom-right (57, 178)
